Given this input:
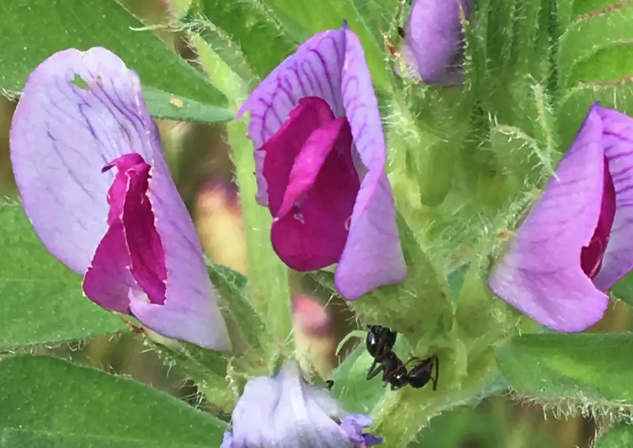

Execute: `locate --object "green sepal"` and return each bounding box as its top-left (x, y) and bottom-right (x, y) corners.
top-left (146, 334), bottom-right (237, 415)
top-left (311, 213), bottom-right (452, 344)
top-left (407, 86), bottom-right (472, 208)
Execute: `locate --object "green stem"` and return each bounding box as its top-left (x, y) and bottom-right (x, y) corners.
top-left (226, 120), bottom-right (293, 346)
top-left (193, 33), bottom-right (293, 347)
top-left (371, 370), bottom-right (496, 447)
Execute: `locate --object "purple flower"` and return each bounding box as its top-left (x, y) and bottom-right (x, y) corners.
top-left (489, 104), bottom-right (633, 332)
top-left (9, 47), bottom-right (230, 351)
top-left (399, 0), bottom-right (472, 85)
top-left (221, 360), bottom-right (382, 448)
top-left (237, 24), bottom-right (406, 300)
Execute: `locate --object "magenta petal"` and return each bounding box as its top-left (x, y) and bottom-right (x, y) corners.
top-left (123, 161), bottom-right (168, 305)
top-left (277, 116), bottom-right (354, 219)
top-left (83, 222), bottom-right (138, 313)
top-left (489, 105), bottom-right (609, 331)
top-left (263, 97), bottom-right (338, 217)
top-left (335, 32), bottom-right (406, 299)
top-left (401, 0), bottom-right (472, 85)
top-left (10, 47), bottom-right (230, 351)
top-left (593, 106), bottom-right (633, 290)
top-left (270, 110), bottom-right (358, 271)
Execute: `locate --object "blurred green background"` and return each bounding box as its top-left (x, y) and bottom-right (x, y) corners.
top-left (0, 1), bottom-right (630, 447)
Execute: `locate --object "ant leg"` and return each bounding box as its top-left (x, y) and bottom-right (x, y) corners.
top-left (431, 355), bottom-right (439, 391)
top-left (403, 356), bottom-right (421, 368)
top-left (366, 359), bottom-right (384, 380)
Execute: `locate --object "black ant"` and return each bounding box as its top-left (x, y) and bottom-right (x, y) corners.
top-left (365, 325), bottom-right (439, 391)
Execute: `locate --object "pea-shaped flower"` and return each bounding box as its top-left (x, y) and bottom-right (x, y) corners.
top-left (221, 360), bottom-right (382, 448)
top-left (10, 47), bottom-right (230, 351)
top-left (399, 0), bottom-right (473, 85)
top-left (238, 24), bottom-right (407, 300)
top-left (489, 104), bottom-right (633, 331)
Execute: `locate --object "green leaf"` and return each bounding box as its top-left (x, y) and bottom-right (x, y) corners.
top-left (331, 343), bottom-right (384, 413)
top-left (0, 204), bottom-right (125, 349)
top-left (0, 0), bottom-right (227, 122)
top-left (0, 355), bottom-right (227, 446)
top-left (143, 87), bottom-right (233, 123)
top-left (192, 0), bottom-right (297, 80)
top-left (497, 333), bottom-right (633, 405)
top-left (557, 83), bottom-right (633, 148)
top-left (595, 423), bottom-right (633, 448)
top-left (558, 1), bottom-right (633, 91)
top-left (567, 45), bottom-right (633, 87)
top-left (1, 429), bottom-right (209, 448)
top-left (259, 0), bottom-right (392, 88)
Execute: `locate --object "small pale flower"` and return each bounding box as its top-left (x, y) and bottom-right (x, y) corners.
top-left (399, 0), bottom-right (473, 85)
top-left (489, 104), bottom-right (633, 331)
top-left (221, 361), bottom-right (382, 448)
top-left (238, 23), bottom-right (406, 300)
top-left (10, 47), bottom-right (230, 351)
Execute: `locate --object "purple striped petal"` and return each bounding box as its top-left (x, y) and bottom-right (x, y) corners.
top-left (593, 107), bottom-right (633, 290)
top-left (238, 29), bottom-right (347, 205)
top-left (489, 105), bottom-right (609, 331)
top-left (238, 26), bottom-right (406, 299)
top-left (400, 0), bottom-right (472, 85)
top-left (10, 47), bottom-right (230, 351)
top-left (334, 31), bottom-right (406, 299)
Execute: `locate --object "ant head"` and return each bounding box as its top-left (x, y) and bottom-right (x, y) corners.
top-left (365, 325), bottom-right (397, 359)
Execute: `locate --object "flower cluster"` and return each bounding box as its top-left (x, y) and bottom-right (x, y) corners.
top-left (9, 0), bottom-right (633, 445)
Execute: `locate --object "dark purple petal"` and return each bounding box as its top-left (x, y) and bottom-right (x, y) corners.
top-left (221, 361), bottom-right (382, 448)
top-left (262, 97), bottom-right (340, 216)
top-left (593, 106), bottom-right (633, 290)
top-left (400, 0), bottom-right (472, 85)
top-left (84, 153), bottom-right (167, 312)
top-left (264, 97), bottom-right (358, 271)
top-left (334, 31), bottom-right (406, 299)
top-left (10, 47), bottom-right (230, 351)
top-left (489, 105), bottom-right (609, 331)
top-left (580, 156), bottom-right (616, 278)
top-left (83, 221), bottom-right (136, 313)
top-left (98, 154), bottom-right (167, 305)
